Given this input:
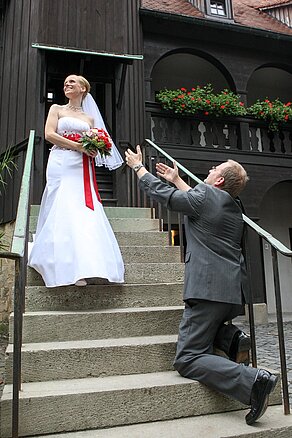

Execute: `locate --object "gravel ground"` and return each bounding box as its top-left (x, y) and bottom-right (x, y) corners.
top-left (0, 338), bottom-right (8, 400)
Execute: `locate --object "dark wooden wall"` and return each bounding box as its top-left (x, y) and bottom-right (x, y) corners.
top-left (37, 0), bottom-right (135, 54)
top-left (0, 0), bottom-right (41, 152)
top-left (0, 0), bottom-right (145, 220)
top-left (0, 0), bottom-right (43, 222)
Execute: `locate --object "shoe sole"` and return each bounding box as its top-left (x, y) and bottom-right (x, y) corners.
top-left (236, 350), bottom-right (250, 366)
top-left (246, 374), bottom-right (279, 425)
top-left (236, 336), bottom-right (251, 366)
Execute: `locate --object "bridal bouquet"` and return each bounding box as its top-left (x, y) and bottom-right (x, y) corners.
top-left (63, 128), bottom-right (112, 157)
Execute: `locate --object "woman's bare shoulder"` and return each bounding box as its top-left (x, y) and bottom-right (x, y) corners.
top-left (48, 104), bottom-right (64, 114)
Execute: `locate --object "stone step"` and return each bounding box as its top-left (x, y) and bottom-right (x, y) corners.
top-left (24, 405), bottom-right (292, 438)
top-left (115, 245), bottom-right (181, 263)
top-left (10, 306), bottom-right (183, 343)
top-left (27, 262), bottom-right (185, 286)
top-left (115, 231), bottom-right (169, 246)
top-left (25, 283), bottom-right (184, 311)
top-left (30, 205), bottom-right (154, 219)
top-left (29, 216), bottom-right (160, 233)
top-left (0, 370), bottom-right (282, 437)
top-left (29, 230), bottom-right (170, 246)
top-left (5, 335), bottom-right (177, 383)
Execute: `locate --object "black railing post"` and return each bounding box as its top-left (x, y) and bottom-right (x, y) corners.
top-left (271, 247), bottom-right (290, 415)
top-left (178, 213), bottom-right (185, 263)
top-left (247, 301), bottom-right (257, 369)
top-left (12, 257), bottom-right (23, 438)
top-left (244, 229), bottom-right (257, 368)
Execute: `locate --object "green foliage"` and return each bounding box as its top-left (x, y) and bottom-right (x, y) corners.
top-left (156, 85), bottom-right (292, 131)
top-left (0, 147), bottom-right (17, 251)
top-left (0, 230), bottom-right (8, 252)
top-left (248, 99), bottom-right (292, 131)
top-left (156, 85), bottom-right (247, 118)
top-left (0, 321), bottom-right (9, 340)
top-left (0, 147), bottom-right (17, 195)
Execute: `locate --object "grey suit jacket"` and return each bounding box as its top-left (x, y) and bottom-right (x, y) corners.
top-left (139, 172), bottom-right (249, 305)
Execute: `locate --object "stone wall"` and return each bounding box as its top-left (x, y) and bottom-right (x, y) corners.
top-left (0, 222), bottom-right (15, 322)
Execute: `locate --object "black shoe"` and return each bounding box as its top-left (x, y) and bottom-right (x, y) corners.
top-left (229, 331), bottom-right (251, 365)
top-left (245, 369), bottom-right (279, 425)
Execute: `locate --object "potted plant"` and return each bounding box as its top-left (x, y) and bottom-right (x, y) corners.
top-left (156, 85), bottom-right (292, 132)
top-left (248, 98), bottom-right (292, 132)
top-left (156, 84), bottom-right (247, 118)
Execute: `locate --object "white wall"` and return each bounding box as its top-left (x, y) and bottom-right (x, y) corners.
top-left (259, 181), bottom-right (292, 315)
top-left (151, 53), bottom-right (229, 95)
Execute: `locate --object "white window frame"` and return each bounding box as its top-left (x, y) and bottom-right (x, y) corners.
top-left (205, 0), bottom-right (233, 20)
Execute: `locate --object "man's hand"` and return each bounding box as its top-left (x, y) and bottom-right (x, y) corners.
top-left (156, 162), bottom-right (179, 184)
top-left (125, 145), bottom-right (143, 168)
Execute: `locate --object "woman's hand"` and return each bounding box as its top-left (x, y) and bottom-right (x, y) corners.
top-left (74, 142), bottom-right (98, 158)
top-left (156, 162), bottom-right (179, 183)
top-left (83, 148), bottom-right (98, 158)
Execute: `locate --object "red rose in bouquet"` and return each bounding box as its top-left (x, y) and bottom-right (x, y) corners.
top-left (63, 133), bottom-right (82, 142)
top-left (63, 128), bottom-right (112, 157)
top-left (80, 128), bottom-right (112, 157)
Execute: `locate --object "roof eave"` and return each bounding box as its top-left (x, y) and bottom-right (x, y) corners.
top-left (140, 7), bottom-right (292, 43)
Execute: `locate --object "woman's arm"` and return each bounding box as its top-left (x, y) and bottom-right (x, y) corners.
top-left (44, 105), bottom-right (84, 152)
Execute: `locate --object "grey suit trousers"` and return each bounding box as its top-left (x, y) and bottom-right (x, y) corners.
top-left (173, 300), bottom-right (258, 405)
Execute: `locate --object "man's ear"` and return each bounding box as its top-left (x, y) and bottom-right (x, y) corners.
top-left (214, 176), bottom-right (225, 188)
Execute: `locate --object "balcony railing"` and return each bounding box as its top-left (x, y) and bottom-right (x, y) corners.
top-left (146, 102), bottom-right (292, 155)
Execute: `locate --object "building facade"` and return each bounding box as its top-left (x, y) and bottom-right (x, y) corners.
top-left (1, 0), bottom-right (292, 315)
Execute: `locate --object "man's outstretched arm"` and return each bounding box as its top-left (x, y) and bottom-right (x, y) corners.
top-left (125, 145), bottom-right (191, 191)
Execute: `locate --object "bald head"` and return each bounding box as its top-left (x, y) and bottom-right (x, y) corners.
top-left (205, 160), bottom-right (249, 198)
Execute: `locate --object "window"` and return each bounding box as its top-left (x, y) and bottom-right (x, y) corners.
top-left (210, 1), bottom-right (226, 17)
top-left (205, 0), bottom-right (233, 21)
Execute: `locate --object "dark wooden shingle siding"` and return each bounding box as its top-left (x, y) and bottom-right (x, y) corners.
top-left (0, 0), bottom-right (144, 220)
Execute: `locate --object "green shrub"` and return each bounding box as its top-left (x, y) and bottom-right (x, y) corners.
top-left (156, 85), bottom-right (292, 131)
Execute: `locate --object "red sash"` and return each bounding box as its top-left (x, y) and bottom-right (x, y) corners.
top-left (82, 154), bottom-right (102, 209)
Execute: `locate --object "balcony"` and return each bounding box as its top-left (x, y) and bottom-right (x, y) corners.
top-left (146, 102), bottom-right (292, 157)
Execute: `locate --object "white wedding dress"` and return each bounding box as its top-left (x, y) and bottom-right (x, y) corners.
top-left (28, 116), bottom-right (125, 288)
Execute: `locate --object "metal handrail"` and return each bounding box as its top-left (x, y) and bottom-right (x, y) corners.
top-left (144, 139), bottom-right (292, 256)
top-left (142, 138), bottom-right (291, 415)
top-left (0, 130), bottom-right (36, 438)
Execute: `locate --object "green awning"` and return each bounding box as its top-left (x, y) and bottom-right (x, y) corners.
top-left (32, 43), bottom-right (143, 61)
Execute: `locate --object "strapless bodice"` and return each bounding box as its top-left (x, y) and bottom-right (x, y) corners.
top-left (57, 116), bottom-right (90, 135)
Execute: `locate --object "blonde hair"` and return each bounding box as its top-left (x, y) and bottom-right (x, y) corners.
top-left (220, 160), bottom-right (249, 198)
top-left (76, 75), bottom-right (91, 99)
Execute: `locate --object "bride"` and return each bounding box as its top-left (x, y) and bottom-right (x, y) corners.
top-left (28, 74), bottom-right (125, 287)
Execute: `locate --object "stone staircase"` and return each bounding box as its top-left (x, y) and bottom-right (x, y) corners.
top-left (0, 206), bottom-right (290, 437)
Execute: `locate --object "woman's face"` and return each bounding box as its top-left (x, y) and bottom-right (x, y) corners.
top-left (63, 75), bottom-right (85, 98)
